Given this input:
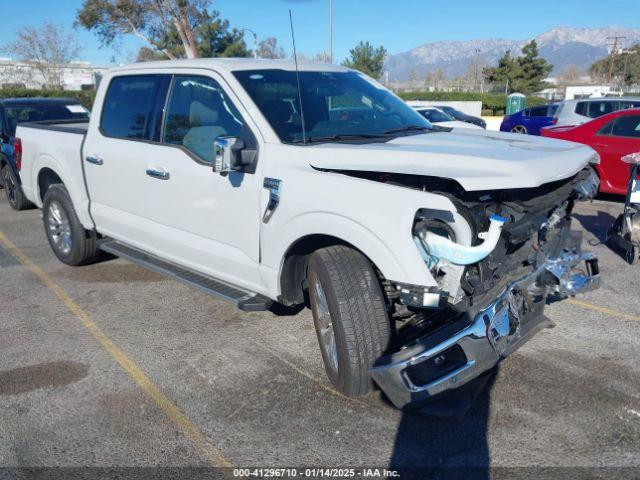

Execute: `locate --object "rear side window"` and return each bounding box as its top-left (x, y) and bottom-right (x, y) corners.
top-left (587, 101), bottom-right (617, 118)
top-left (611, 115), bottom-right (640, 138)
top-left (101, 75), bottom-right (161, 139)
top-left (575, 102), bottom-right (588, 116)
top-left (4, 104), bottom-right (89, 136)
top-left (529, 106), bottom-right (548, 117)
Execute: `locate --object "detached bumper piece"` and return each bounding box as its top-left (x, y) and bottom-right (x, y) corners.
top-left (371, 250), bottom-right (600, 409)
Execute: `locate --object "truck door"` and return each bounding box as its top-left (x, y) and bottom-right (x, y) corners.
top-left (85, 71), bottom-right (263, 292)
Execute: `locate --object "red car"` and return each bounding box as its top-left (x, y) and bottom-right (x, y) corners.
top-left (541, 108), bottom-right (640, 195)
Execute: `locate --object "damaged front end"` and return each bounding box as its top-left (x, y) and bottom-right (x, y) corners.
top-left (370, 167), bottom-right (601, 409)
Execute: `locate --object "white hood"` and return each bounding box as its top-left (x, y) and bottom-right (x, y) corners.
top-left (304, 129), bottom-right (596, 191)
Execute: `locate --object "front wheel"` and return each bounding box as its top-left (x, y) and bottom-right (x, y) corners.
top-left (42, 184), bottom-right (99, 266)
top-left (2, 165), bottom-right (32, 210)
top-left (307, 245), bottom-right (391, 397)
top-left (511, 124), bottom-right (528, 134)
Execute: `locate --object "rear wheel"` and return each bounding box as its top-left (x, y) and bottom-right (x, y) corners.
top-left (42, 184), bottom-right (99, 266)
top-left (2, 165), bottom-right (32, 210)
top-left (307, 245), bottom-right (391, 397)
top-left (511, 125), bottom-right (528, 134)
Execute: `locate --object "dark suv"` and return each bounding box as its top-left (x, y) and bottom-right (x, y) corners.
top-left (0, 98), bottom-right (90, 210)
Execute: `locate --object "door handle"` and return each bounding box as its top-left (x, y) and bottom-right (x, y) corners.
top-left (146, 168), bottom-right (170, 180)
top-left (593, 143), bottom-right (608, 148)
top-left (85, 156), bottom-right (103, 165)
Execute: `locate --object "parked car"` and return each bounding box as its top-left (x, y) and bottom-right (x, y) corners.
top-left (0, 97), bottom-right (90, 210)
top-left (435, 105), bottom-right (486, 129)
top-left (500, 104), bottom-right (558, 135)
top-left (16, 59), bottom-right (600, 409)
top-left (553, 97), bottom-right (640, 127)
top-left (542, 108), bottom-right (640, 195)
top-left (412, 106), bottom-right (483, 129)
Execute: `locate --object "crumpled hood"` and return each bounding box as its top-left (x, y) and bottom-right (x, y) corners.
top-left (304, 129), bottom-right (597, 191)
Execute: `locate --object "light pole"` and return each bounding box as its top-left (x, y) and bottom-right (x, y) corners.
top-left (241, 29), bottom-right (258, 59)
top-left (329, 0), bottom-right (333, 63)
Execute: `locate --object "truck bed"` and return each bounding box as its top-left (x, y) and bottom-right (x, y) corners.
top-left (19, 119), bottom-right (89, 135)
top-left (16, 120), bottom-right (92, 229)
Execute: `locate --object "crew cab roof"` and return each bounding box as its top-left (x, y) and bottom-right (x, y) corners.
top-left (109, 57), bottom-right (351, 74)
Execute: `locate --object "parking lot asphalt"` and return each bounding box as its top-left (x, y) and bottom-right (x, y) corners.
top-left (1, 194), bottom-right (639, 476)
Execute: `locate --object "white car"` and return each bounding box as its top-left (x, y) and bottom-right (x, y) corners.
top-left (15, 59), bottom-right (600, 409)
top-left (412, 106), bottom-right (483, 129)
top-left (554, 97), bottom-right (640, 127)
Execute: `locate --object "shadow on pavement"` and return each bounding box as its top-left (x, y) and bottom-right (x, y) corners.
top-left (389, 368), bottom-right (498, 480)
top-left (573, 210), bottom-right (617, 243)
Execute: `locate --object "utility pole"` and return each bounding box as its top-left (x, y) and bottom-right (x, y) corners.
top-left (606, 36), bottom-right (626, 84)
top-left (329, 0), bottom-right (333, 63)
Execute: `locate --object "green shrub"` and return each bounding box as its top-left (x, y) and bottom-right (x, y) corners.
top-left (397, 91), bottom-right (546, 115)
top-left (0, 88), bottom-right (96, 109)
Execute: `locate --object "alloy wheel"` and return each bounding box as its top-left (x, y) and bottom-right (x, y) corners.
top-left (47, 201), bottom-right (73, 256)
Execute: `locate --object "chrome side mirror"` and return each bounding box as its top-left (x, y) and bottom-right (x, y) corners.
top-left (213, 136), bottom-right (245, 174)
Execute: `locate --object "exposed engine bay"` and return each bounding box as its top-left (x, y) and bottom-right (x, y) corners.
top-left (336, 167), bottom-right (600, 346)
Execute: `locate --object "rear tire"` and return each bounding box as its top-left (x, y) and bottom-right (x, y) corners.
top-left (2, 165), bottom-right (32, 210)
top-left (42, 184), bottom-right (99, 266)
top-left (307, 245), bottom-right (391, 397)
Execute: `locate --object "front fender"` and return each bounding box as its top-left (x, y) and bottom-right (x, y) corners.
top-left (267, 211), bottom-right (432, 291)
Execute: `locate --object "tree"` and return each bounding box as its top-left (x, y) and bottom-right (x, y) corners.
top-left (341, 41), bottom-right (387, 79)
top-left (483, 40), bottom-right (552, 94)
top-left (424, 68), bottom-right (446, 89)
top-left (3, 22), bottom-right (81, 89)
top-left (77, 0), bottom-right (248, 60)
top-left (557, 65), bottom-right (583, 87)
top-left (515, 40), bottom-right (553, 93)
top-left (590, 44), bottom-right (640, 86)
top-left (258, 37), bottom-right (285, 59)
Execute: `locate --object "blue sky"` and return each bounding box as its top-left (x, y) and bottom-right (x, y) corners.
top-left (0, 0), bottom-right (638, 65)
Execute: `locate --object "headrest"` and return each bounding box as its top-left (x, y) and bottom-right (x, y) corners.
top-left (262, 100), bottom-right (292, 123)
top-left (189, 101), bottom-right (218, 126)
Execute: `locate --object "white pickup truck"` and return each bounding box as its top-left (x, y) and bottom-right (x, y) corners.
top-left (16, 59), bottom-right (601, 408)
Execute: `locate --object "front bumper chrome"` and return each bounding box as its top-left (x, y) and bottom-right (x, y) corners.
top-left (371, 250), bottom-right (600, 409)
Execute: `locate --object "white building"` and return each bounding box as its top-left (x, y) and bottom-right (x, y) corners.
top-left (0, 58), bottom-right (108, 91)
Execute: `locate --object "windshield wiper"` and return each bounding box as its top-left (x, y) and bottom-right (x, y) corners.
top-left (293, 133), bottom-right (389, 144)
top-left (383, 125), bottom-right (433, 135)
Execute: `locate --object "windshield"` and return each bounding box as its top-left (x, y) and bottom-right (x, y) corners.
top-left (4, 103), bottom-right (90, 136)
top-left (233, 69), bottom-right (433, 143)
top-left (417, 109), bottom-right (453, 123)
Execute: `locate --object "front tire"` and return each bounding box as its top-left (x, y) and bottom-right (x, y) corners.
top-left (511, 124), bottom-right (528, 134)
top-left (42, 184), bottom-right (99, 266)
top-left (307, 245), bottom-right (391, 397)
top-left (2, 165), bottom-right (32, 210)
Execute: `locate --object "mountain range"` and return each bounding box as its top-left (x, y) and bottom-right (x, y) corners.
top-left (384, 27), bottom-right (640, 81)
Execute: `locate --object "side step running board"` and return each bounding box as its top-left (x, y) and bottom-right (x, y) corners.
top-left (98, 239), bottom-right (272, 312)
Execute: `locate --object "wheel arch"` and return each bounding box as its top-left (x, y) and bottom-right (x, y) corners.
top-left (278, 234), bottom-right (358, 305)
top-left (37, 167), bottom-right (63, 203)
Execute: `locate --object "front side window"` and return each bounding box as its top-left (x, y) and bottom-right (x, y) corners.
top-left (162, 75), bottom-right (244, 162)
top-left (101, 75), bottom-right (161, 139)
top-left (233, 69), bottom-right (432, 144)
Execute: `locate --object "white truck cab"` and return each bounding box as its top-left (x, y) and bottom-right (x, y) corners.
top-left (17, 59), bottom-right (601, 408)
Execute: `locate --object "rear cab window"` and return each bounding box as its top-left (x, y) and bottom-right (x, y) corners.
top-left (599, 115), bottom-right (640, 138)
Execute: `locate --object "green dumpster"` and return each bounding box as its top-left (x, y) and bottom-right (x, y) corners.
top-left (506, 93), bottom-right (526, 115)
